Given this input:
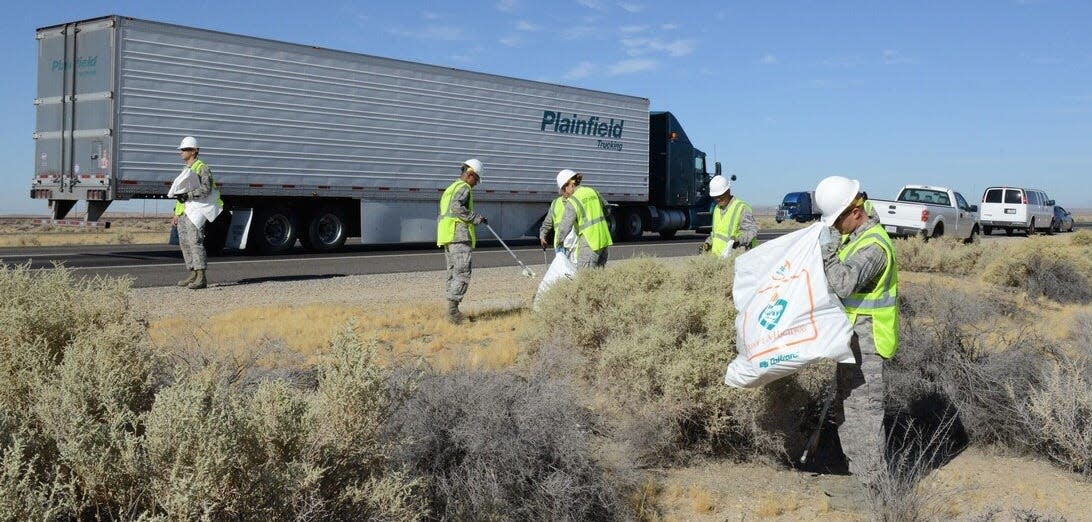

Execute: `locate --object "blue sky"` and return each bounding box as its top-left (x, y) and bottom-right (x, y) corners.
top-left (3, 0), bottom-right (1091, 215)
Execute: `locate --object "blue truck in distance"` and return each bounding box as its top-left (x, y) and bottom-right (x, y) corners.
top-left (775, 191), bottom-right (820, 223)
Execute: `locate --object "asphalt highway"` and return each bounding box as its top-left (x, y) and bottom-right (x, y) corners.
top-left (1, 231), bottom-right (774, 288)
top-left (4, 225), bottom-right (1085, 288)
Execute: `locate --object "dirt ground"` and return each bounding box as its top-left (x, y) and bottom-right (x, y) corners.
top-left (649, 447), bottom-right (1091, 521)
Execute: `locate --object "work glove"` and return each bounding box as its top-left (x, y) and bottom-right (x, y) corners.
top-left (819, 226), bottom-right (839, 260)
top-left (474, 215), bottom-right (487, 225)
top-left (697, 242), bottom-right (711, 255)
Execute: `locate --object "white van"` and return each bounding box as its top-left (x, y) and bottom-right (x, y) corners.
top-left (979, 187), bottom-right (1055, 236)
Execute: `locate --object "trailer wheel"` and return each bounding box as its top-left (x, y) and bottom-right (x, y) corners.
top-left (301, 206), bottom-right (347, 252)
top-left (618, 210), bottom-right (644, 241)
top-left (250, 205), bottom-right (299, 254)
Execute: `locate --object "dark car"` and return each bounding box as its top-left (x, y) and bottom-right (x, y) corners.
top-left (1053, 206), bottom-right (1074, 233)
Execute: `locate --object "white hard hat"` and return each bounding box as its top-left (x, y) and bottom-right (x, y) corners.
top-left (177, 136), bottom-right (199, 150)
top-left (815, 175), bottom-right (861, 226)
top-left (708, 175), bottom-right (731, 197)
top-left (462, 158), bottom-right (483, 178)
top-left (556, 169), bottom-right (578, 191)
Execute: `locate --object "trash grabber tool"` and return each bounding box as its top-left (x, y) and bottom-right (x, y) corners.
top-left (800, 374), bottom-right (838, 465)
top-left (484, 223), bottom-right (536, 277)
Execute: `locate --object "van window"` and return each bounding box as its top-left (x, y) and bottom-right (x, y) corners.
top-left (1004, 189), bottom-right (1023, 204)
top-left (1028, 191), bottom-right (1040, 205)
top-left (984, 189), bottom-right (1003, 203)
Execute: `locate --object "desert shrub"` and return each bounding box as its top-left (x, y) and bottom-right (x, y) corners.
top-left (1070, 229), bottom-right (1092, 246)
top-left (889, 282), bottom-right (1046, 447)
top-left (523, 255), bottom-right (830, 462)
top-left (981, 237), bottom-right (1092, 303)
top-left (389, 369), bottom-right (630, 521)
top-left (114, 231), bottom-right (135, 244)
top-left (0, 264), bottom-right (423, 520)
top-left (867, 415), bottom-right (961, 522)
top-left (1018, 353), bottom-right (1092, 477)
top-left (964, 506), bottom-right (1067, 521)
top-left (894, 236), bottom-right (987, 275)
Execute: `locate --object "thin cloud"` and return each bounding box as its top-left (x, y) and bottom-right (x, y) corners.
top-left (607, 58), bottom-right (658, 75)
top-left (821, 55), bottom-right (863, 68)
top-left (577, 0), bottom-right (607, 9)
top-left (421, 11), bottom-right (441, 20)
top-left (562, 25), bottom-right (601, 40)
top-left (622, 37), bottom-right (695, 57)
top-left (515, 20), bottom-right (540, 31)
top-left (500, 35), bottom-right (524, 47)
top-left (882, 49), bottom-right (912, 65)
top-left (619, 25), bottom-right (648, 34)
top-left (759, 54), bottom-right (778, 65)
top-left (495, 0), bottom-right (519, 12)
top-left (617, 2), bottom-right (644, 12)
top-left (564, 61), bottom-right (597, 80)
top-left (661, 23), bottom-right (679, 31)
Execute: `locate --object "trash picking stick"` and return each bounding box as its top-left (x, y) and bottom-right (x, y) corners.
top-left (484, 223), bottom-right (536, 277)
top-left (800, 374), bottom-right (837, 465)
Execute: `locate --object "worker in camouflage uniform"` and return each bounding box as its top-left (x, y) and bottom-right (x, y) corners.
top-left (815, 175), bottom-right (899, 508)
top-left (699, 174), bottom-right (758, 255)
top-left (172, 136), bottom-right (220, 290)
top-left (539, 193), bottom-right (569, 254)
top-left (553, 169), bottom-right (612, 269)
top-left (437, 159), bottom-right (487, 324)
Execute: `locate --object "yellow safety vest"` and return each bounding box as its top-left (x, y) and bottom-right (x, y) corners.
top-left (838, 222), bottom-right (899, 358)
top-left (709, 198), bottom-right (756, 255)
top-left (437, 179), bottom-right (476, 248)
top-left (568, 185), bottom-right (613, 252)
top-left (549, 196), bottom-right (566, 247)
top-left (173, 159), bottom-right (222, 216)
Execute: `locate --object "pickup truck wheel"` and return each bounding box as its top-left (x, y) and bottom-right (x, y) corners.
top-left (964, 225), bottom-right (980, 244)
top-left (301, 206), bottom-right (348, 252)
top-left (983, 225), bottom-right (993, 236)
top-left (1026, 218), bottom-right (1035, 237)
top-left (930, 223), bottom-right (944, 239)
top-left (1048, 219), bottom-right (1057, 235)
top-left (250, 205), bottom-right (299, 254)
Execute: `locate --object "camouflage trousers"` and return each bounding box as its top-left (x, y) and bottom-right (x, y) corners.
top-left (177, 216), bottom-right (207, 270)
top-left (574, 244), bottom-right (609, 270)
top-left (835, 322), bottom-right (886, 486)
top-left (444, 242), bottom-right (472, 302)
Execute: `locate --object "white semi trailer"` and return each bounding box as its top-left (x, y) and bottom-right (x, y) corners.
top-left (32, 15), bottom-right (719, 253)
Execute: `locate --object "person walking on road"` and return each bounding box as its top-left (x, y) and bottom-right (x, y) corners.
top-left (437, 159), bottom-right (487, 324)
top-left (699, 175), bottom-right (758, 256)
top-left (169, 136), bottom-right (221, 290)
top-left (553, 169), bottom-right (612, 269)
top-left (814, 175), bottom-right (899, 503)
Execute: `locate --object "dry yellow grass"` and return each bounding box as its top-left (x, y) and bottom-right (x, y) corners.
top-left (149, 301), bottom-right (526, 371)
top-left (0, 216), bottom-right (171, 247)
top-left (688, 486), bottom-right (716, 514)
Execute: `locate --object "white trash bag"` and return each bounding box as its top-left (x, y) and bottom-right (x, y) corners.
top-left (533, 250), bottom-right (576, 310)
top-left (724, 223), bottom-right (855, 388)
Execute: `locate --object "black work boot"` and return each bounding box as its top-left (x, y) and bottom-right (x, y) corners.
top-left (177, 270), bottom-right (196, 287)
top-left (187, 269), bottom-right (207, 290)
top-left (446, 299), bottom-right (463, 324)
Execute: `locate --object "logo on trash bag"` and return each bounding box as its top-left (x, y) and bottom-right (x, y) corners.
top-left (759, 352), bottom-right (799, 369)
top-left (758, 298), bottom-right (788, 331)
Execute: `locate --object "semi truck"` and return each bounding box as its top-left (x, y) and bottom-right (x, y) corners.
top-left (31, 15), bottom-right (720, 253)
top-left (774, 191), bottom-right (819, 223)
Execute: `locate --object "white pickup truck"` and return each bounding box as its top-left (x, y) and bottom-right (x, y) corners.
top-left (872, 185), bottom-right (981, 242)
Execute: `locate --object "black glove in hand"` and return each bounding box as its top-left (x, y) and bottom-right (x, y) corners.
top-left (476, 216), bottom-right (487, 225)
top-left (175, 193), bottom-right (189, 203)
top-left (697, 242), bottom-right (710, 255)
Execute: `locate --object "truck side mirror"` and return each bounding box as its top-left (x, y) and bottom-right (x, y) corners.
top-left (1045, 199), bottom-right (1055, 206)
top-left (729, 174), bottom-right (737, 182)
top-left (715, 162), bottom-right (722, 175)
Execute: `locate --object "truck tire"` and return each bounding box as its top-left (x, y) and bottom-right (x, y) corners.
top-left (1048, 218), bottom-right (1057, 235)
top-left (250, 205), bottom-right (299, 254)
top-left (658, 229), bottom-right (677, 239)
top-left (1026, 218), bottom-right (1035, 237)
top-left (983, 225), bottom-right (993, 236)
top-left (930, 223), bottom-right (944, 239)
top-left (618, 210), bottom-right (644, 241)
top-left (300, 206), bottom-right (348, 252)
top-left (963, 224), bottom-right (980, 244)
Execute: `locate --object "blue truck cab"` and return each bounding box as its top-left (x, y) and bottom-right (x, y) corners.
top-left (775, 191), bottom-right (819, 223)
